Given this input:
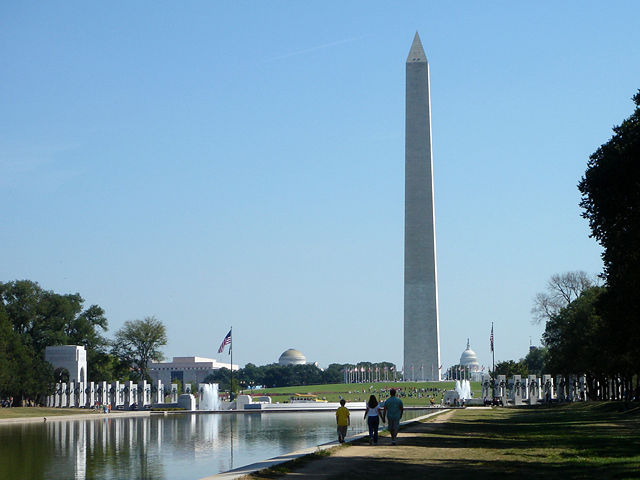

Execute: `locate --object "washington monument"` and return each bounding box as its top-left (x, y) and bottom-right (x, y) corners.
top-left (404, 32), bottom-right (441, 381)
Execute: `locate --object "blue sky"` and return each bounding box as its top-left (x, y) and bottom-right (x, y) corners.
top-left (2, 1), bottom-right (638, 372)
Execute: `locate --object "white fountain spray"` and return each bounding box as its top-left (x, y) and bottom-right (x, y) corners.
top-left (455, 379), bottom-right (472, 400)
top-left (198, 383), bottom-right (220, 411)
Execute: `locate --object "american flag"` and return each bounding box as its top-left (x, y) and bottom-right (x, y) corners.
top-left (490, 324), bottom-right (494, 352)
top-left (218, 330), bottom-right (231, 354)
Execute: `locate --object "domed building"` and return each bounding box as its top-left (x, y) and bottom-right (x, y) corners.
top-left (278, 348), bottom-right (307, 366)
top-left (459, 339), bottom-right (482, 380)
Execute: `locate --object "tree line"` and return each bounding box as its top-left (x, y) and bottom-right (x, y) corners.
top-left (204, 361), bottom-right (397, 392)
top-left (203, 363), bottom-right (342, 392)
top-left (0, 280), bottom-right (167, 405)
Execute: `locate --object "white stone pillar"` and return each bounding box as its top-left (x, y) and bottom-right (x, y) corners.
top-left (579, 375), bottom-right (587, 401)
top-left (77, 381), bottom-right (83, 407)
top-left (481, 375), bottom-right (491, 402)
top-left (125, 381), bottom-right (134, 408)
top-left (76, 381), bottom-right (83, 407)
top-left (567, 375), bottom-right (576, 401)
top-left (555, 375), bottom-right (566, 401)
top-left (60, 382), bottom-right (68, 408)
top-left (155, 380), bottom-right (163, 404)
top-left (139, 381), bottom-right (147, 406)
top-left (528, 375), bottom-right (538, 405)
top-left (99, 381), bottom-right (107, 406)
top-left (170, 384), bottom-right (178, 403)
top-left (87, 382), bottom-right (95, 408)
top-left (111, 381), bottom-right (120, 407)
top-left (513, 375), bottom-right (522, 405)
top-left (78, 381), bottom-right (85, 408)
top-left (68, 382), bottom-right (76, 407)
top-left (497, 375), bottom-right (507, 405)
top-left (537, 378), bottom-right (543, 400)
top-left (522, 377), bottom-right (529, 400)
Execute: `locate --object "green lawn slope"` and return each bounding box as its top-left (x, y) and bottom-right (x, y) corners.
top-left (247, 381), bottom-right (481, 406)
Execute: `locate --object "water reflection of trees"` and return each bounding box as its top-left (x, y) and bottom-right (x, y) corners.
top-left (0, 422), bottom-right (55, 480)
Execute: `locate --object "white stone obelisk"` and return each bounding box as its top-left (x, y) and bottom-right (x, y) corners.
top-left (404, 32), bottom-right (441, 381)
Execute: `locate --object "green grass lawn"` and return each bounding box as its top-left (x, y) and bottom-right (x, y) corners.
top-left (246, 381), bottom-right (481, 406)
top-left (418, 402), bottom-right (640, 478)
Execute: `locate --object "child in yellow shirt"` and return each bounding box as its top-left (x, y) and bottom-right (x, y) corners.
top-left (336, 399), bottom-right (350, 443)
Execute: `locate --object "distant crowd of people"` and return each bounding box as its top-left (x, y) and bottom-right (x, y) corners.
top-left (339, 385), bottom-right (445, 405)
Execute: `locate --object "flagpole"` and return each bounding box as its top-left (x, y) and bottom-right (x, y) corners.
top-left (230, 326), bottom-right (234, 403)
top-left (491, 322), bottom-right (495, 376)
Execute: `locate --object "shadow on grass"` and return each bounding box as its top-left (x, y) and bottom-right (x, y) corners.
top-left (291, 455), bottom-right (640, 480)
top-left (397, 402), bottom-right (640, 460)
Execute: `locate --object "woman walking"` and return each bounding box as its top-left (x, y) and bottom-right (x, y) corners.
top-left (364, 395), bottom-right (384, 445)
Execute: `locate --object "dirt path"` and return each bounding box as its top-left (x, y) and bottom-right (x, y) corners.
top-left (249, 410), bottom-right (458, 479)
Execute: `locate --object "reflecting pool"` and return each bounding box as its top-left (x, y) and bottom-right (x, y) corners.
top-left (0, 410), bottom-right (431, 480)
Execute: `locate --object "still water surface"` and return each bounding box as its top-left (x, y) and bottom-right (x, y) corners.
top-left (1, 410), bottom-right (431, 480)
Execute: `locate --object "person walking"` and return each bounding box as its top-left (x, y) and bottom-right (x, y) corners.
top-left (383, 388), bottom-right (404, 445)
top-left (336, 399), bottom-right (350, 443)
top-left (364, 395), bottom-right (383, 445)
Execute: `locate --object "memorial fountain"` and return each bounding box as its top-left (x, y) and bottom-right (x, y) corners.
top-left (455, 379), bottom-right (472, 400)
top-left (198, 383), bottom-right (220, 411)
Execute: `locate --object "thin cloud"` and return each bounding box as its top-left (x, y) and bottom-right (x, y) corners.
top-left (264, 36), bottom-right (366, 62)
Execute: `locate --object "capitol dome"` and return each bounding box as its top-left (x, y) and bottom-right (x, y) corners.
top-left (278, 348), bottom-right (307, 366)
top-left (459, 339), bottom-right (480, 371)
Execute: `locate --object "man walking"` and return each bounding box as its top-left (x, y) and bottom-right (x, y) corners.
top-left (382, 388), bottom-right (404, 445)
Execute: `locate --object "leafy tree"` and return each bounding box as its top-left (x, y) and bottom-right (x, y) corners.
top-left (203, 368), bottom-right (240, 395)
top-left (0, 279), bottom-right (42, 336)
top-left (322, 363), bottom-right (344, 384)
top-left (494, 360), bottom-right (528, 378)
top-left (522, 347), bottom-right (547, 376)
top-left (202, 361), bottom-right (399, 391)
top-left (90, 352), bottom-right (132, 382)
top-left (204, 368), bottom-right (230, 389)
top-left (531, 271), bottom-right (595, 324)
top-left (0, 306), bottom-right (15, 394)
top-left (542, 287), bottom-right (605, 377)
top-left (112, 316), bottom-right (167, 381)
top-left (0, 280), bottom-right (113, 401)
top-left (0, 306), bottom-right (54, 405)
top-left (241, 363), bottom-right (262, 387)
top-left (578, 90), bottom-right (640, 378)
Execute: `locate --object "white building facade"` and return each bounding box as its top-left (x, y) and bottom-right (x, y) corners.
top-left (45, 345), bottom-right (87, 384)
top-left (148, 356), bottom-right (238, 386)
